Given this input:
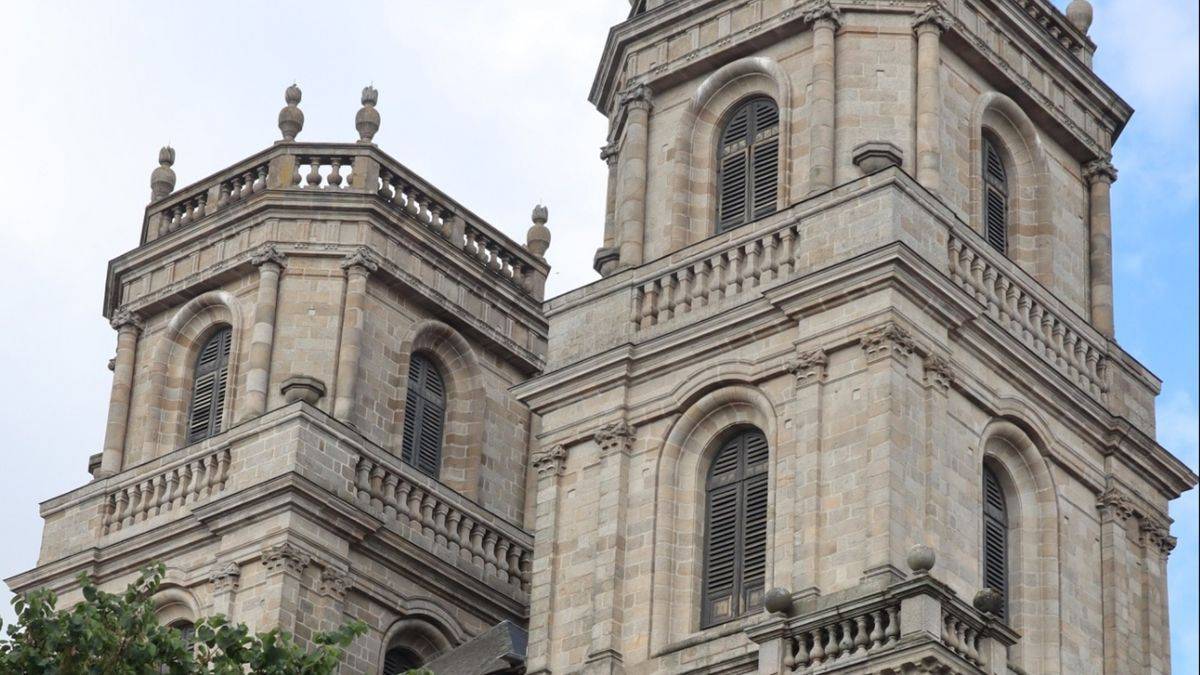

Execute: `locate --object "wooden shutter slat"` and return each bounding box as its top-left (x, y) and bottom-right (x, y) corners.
top-left (400, 354), bottom-right (445, 479)
top-left (716, 98), bottom-right (779, 233)
top-left (982, 466), bottom-right (1009, 619)
top-left (186, 327), bottom-right (231, 444)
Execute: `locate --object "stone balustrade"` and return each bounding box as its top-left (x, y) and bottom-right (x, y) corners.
top-left (101, 445), bottom-right (231, 534)
top-left (782, 599), bottom-right (900, 670)
top-left (352, 449), bottom-right (533, 593)
top-left (949, 233), bottom-right (1107, 398)
top-left (142, 143), bottom-right (547, 301)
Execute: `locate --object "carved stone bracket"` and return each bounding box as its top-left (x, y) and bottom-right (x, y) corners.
top-left (262, 542), bottom-right (312, 575)
top-left (319, 566), bottom-right (351, 600)
top-left (110, 308), bottom-right (144, 333)
top-left (250, 243), bottom-right (288, 269)
top-left (922, 354), bottom-right (955, 392)
top-left (594, 421), bottom-right (636, 457)
top-left (1083, 158), bottom-right (1118, 186)
top-left (340, 246), bottom-right (380, 274)
top-left (532, 444), bottom-right (568, 479)
top-left (1139, 520), bottom-right (1177, 558)
top-left (209, 561), bottom-right (242, 594)
top-left (803, 0), bottom-right (843, 28)
top-left (860, 322), bottom-right (916, 364)
top-left (912, 2), bottom-right (951, 34)
top-left (787, 348), bottom-right (829, 387)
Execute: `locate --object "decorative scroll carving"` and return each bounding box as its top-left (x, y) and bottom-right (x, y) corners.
top-left (594, 421), bottom-right (636, 457)
top-left (802, 0), bottom-right (842, 27)
top-left (340, 246), bottom-right (380, 274)
top-left (912, 2), bottom-right (951, 33)
top-left (1083, 158), bottom-right (1118, 186)
top-left (1097, 487), bottom-right (1135, 522)
top-left (788, 349), bottom-right (829, 387)
top-left (618, 83), bottom-right (653, 111)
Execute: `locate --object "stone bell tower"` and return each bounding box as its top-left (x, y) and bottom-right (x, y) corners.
top-left (516, 1), bottom-right (1195, 674)
top-left (8, 85), bottom-right (551, 674)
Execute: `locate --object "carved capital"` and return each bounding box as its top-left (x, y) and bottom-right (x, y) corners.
top-left (912, 2), bottom-right (951, 34)
top-left (803, 0), bottom-right (843, 29)
top-left (922, 353), bottom-right (955, 391)
top-left (1138, 518), bottom-right (1177, 558)
top-left (209, 561), bottom-right (241, 594)
top-left (250, 243), bottom-right (287, 269)
top-left (340, 246), bottom-right (379, 274)
top-left (618, 83), bottom-right (653, 112)
top-left (594, 421), bottom-right (636, 457)
top-left (787, 349), bottom-right (829, 387)
top-left (1097, 487), bottom-right (1135, 523)
top-left (860, 322), bottom-right (916, 363)
top-left (600, 143), bottom-right (619, 166)
top-left (319, 566), bottom-right (351, 599)
top-left (532, 444), bottom-right (568, 479)
top-left (1083, 158), bottom-right (1118, 185)
top-left (110, 308), bottom-right (144, 333)
top-left (261, 542), bottom-right (311, 575)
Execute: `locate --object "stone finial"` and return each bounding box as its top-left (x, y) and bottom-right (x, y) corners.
top-left (906, 544), bottom-right (936, 575)
top-left (356, 85), bottom-right (380, 144)
top-left (973, 588), bottom-right (1003, 615)
top-left (526, 204), bottom-right (551, 258)
top-left (764, 588), bottom-right (794, 616)
top-left (1065, 0), bottom-right (1093, 35)
top-left (150, 146), bottom-right (177, 201)
top-left (851, 141), bottom-right (904, 175)
top-left (278, 83), bottom-right (304, 142)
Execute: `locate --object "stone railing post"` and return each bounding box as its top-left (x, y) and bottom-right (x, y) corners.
top-left (240, 245), bottom-right (286, 422)
top-left (1084, 159), bottom-right (1117, 337)
top-left (616, 84), bottom-right (652, 270)
top-left (805, 1), bottom-right (842, 193)
top-left (333, 248), bottom-right (378, 422)
top-left (98, 309), bottom-right (144, 478)
top-left (913, 4), bottom-right (950, 192)
top-left (526, 444), bottom-right (567, 675)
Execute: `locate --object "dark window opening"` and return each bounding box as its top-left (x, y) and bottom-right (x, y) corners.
top-left (400, 353), bottom-right (445, 479)
top-left (185, 327), bottom-right (232, 444)
top-left (716, 98), bottom-right (780, 233)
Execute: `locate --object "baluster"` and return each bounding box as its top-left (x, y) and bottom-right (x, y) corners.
top-left (675, 268), bottom-right (692, 315)
top-left (101, 495), bottom-right (115, 533)
top-left (783, 636), bottom-right (797, 669)
top-left (948, 237), bottom-right (963, 283)
top-left (382, 472), bottom-right (399, 520)
top-left (824, 624), bottom-right (840, 659)
top-left (884, 606), bottom-right (899, 643)
top-left (175, 465), bottom-right (191, 508)
top-left (420, 494), bottom-right (436, 539)
top-left (969, 253), bottom-right (987, 304)
top-left (369, 464), bottom-right (385, 509)
top-left (1064, 332), bottom-right (1080, 381)
top-left (808, 628), bottom-right (825, 664)
top-left (205, 454), bottom-right (220, 498)
top-left (964, 626), bottom-right (980, 663)
top-left (469, 522), bottom-right (486, 567)
top-left (326, 159), bottom-right (343, 189)
top-left (495, 538), bottom-right (512, 580)
top-left (406, 188), bottom-right (423, 217)
top-left (837, 619), bottom-right (853, 656)
top-left (761, 232), bottom-right (778, 284)
top-left (726, 248), bottom-right (743, 297)
top-left (378, 168), bottom-right (394, 200)
top-left (178, 199), bottom-right (192, 227)
top-left (941, 614), bottom-right (954, 647)
top-left (744, 241), bottom-right (760, 289)
top-left (692, 261), bottom-right (709, 309)
top-left (658, 275), bottom-right (674, 322)
top-left (1085, 346), bottom-right (1101, 393)
top-left (869, 609), bottom-right (884, 648)
top-left (216, 448), bottom-right (231, 490)
top-left (996, 277), bottom-right (1013, 328)
top-left (490, 244), bottom-right (506, 275)
top-left (945, 616), bottom-right (962, 652)
top-left (483, 531), bottom-right (500, 578)
top-left (853, 615), bottom-right (869, 653)
top-left (289, 157), bottom-right (302, 187)
top-left (710, 254), bottom-right (727, 303)
top-left (238, 170), bottom-right (252, 198)
top-left (137, 481), bottom-right (153, 521)
top-left (982, 267), bottom-right (1000, 318)
top-left (641, 281), bottom-right (659, 329)
top-left (408, 488), bottom-right (426, 532)
top-left (506, 544), bottom-right (522, 586)
top-left (445, 510), bottom-right (463, 558)
top-left (396, 480), bottom-right (414, 520)
top-left (195, 193), bottom-right (208, 221)
top-left (218, 180), bottom-right (232, 207)
top-left (631, 285), bottom-right (645, 330)
top-left (253, 165), bottom-right (268, 192)
top-left (457, 516), bottom-right (476, 565)
top-left (306, 157), bottom-right (322, 188)
top-left (433, 502), bottom-right (450, 550)
top-left (149, 474), bottom-right (165, 517)
top-left (355, 458), bottom-right (373, 506)
top-left (793, 633), bottom-right (810, 667)
top-left (230, 174), bottom-right (245, 202)
top-left (1051, 320), bottom-right (1067, 369)
top-left (116, 488), bottom-right (131, 529)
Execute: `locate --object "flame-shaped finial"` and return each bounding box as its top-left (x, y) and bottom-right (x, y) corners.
top-left (526, 204), bottom-right (551, 258)
top-left (278, 83), bottom-right (305, 142)
top-left (356, 85), bottom-right (381, 143)
top-left (150, 145), bottom-right (177, 202)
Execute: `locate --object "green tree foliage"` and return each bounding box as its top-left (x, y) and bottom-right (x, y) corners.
top-left (0, 564), bottom-right (366, 674)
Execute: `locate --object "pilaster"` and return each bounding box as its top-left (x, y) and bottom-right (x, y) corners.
top-left (333, 247), bottom-right (378, 422)
top-left (786, 348), bottom-right (827, 595)
top-left (208, 561), bottom-right (242, 619)
top-left (913, 3), bottom-right (950, 193)
top-left (241, 244), bottom-right (286, 422)
top-left (1084, 159), bottom-right (1117, 337)
top-left (99, 309), bottom-right (143, 478)
top-left (1097, 486), bottom-right (1140, 674)
top-left (586, 421), bottom-right (636, 674)
top-left (805, 1), bottom-right (841, 193)
top-left (616, 85), bottom-right (652, 269)
top-left (526, 444), bottom-right (567, 675)
top-left (259, 542), bottom-right (313, 635)
top-left (921, 352), bottom-right (954, 553)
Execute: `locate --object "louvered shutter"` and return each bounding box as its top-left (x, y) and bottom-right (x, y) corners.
top-left (982, 466), bottom-right (1009, 619)
top-left (401, 354), bottom-right (445, 478)
top-left (983, 138), bottom-right (1009, 254)
top-left (716, 98), bottom-right (780, 233)
top-left (186, 327), bottom-right (232, 444)
top-left (702, 429), bottom-right (771, 627)
top-left (383, 647), bottom-right (422, 675)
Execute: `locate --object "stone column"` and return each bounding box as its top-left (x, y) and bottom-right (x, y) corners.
top-left (333, 248), bottom-right (378, 422)
top-left (913, 5), bottom-right (950, 192)
top-left (240, 245), bottom-right (286, 422)
top-left (787, 349), bottom-right (827, 595)
top-left (98, 309), bottom-right (144, 478)
top-left (615, 85), bottom-right (652, 270)
top-left (526, 444), bottom-right (567, 675)
top-left (1084, 159), bottom-right (1118, 337)
top-left (209, 562), bottom-right (241, 619)
top-left (586, 421), bottom-right (635, 675)
top-left (805, 2), bottom-right (842, 193)
top-left (1098, 488), bottom-right (1140, 674)
top-left (594, 143), bottom-right (621, 276)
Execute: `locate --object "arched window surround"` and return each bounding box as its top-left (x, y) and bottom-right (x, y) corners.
top-left (648, 383), bottom-right (779, 653)
top-left (667, 56), bottom-right (793, 253)
top-left (392, 320), bottom-right (487, 499)
top-left (378, 612), bottom-right (458, 675)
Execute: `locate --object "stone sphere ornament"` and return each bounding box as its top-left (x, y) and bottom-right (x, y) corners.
top-left (973, 587), bottom-right (1004, 615)
top-left (906, 544), bottom-right (936, 575)
top-left (764, 587), bottom-right (793, 615)
top-left (1065, 0), bottom-right (1093, 34)
top-left (526, 204), bottom-right (551, 258)
top-left (356, 86), bottom-right (381, 143)
top-left (278, 83), bottom-right (305, 141)
top-left (150, 145), bottom-right (177, 201)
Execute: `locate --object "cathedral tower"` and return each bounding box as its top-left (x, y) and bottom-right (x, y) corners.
top-left (515, 0), bottom-right (1196, 673)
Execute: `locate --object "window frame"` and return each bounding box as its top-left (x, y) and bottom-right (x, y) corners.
top-left (715, 96), bottom-right (781, 234)
top-left (982, 463), bottom-right (1010, 620)
top-left (400, 352), bottom-right (446, 479)
top-left (185, 325), bottom-right (233, 444)
top-left (982, 134), bottom-right (1010, 255)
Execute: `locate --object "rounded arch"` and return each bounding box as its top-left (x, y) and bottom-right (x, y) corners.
top-left (649, 384), bottom-right (779, 652)
top-left (138, 291), bottom-right (245, 466)
top-left (152, 584), bottom-right (199, 627)
top-left (970, 92), bottom-right (1054, 283)
top-left (668, 56), bottom-right (793, 250)
top-left (978, 416), bottom-right (1061, 674)
top-left (378, 612), bottom-right (457, 672)
top-left (393, 320), bottom-right (487, 499)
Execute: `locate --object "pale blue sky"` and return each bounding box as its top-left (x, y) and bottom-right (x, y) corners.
top-left (0, 1), bottom-right (1194, 670)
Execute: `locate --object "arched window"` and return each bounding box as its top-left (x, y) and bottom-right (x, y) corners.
top-left (185, 326), bottom-right (232, 444)
top-left (716, 97), bottom-right (780, 233)
top-left (982, 464), bottom-right (1009, 619)
top-left (982, 135), bottom-right (1009, 254)
top-left (401, 353), bottom-right (445, 478)
top-left (383, 646), bottom-right (423, 675)
top-left (701, 428), bottom-right (769, 627)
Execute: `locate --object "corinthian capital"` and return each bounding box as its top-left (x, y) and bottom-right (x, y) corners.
top-left (594, 420), bottom-right (636, 457)
top-left (110, 308), bottom-right (144, 333)
top-left (787, 348), bottom-right (829, 387)
top-left (600, 142), bottom-right (619, 166)
top-left (860, 322), bottom-right (916, 363)
top-left (250, 243), bottom-right (287, 269)
top-left (1097, 487), bottom-right (1135, 522)
top-left (803, 0), bottom-right (843, 28)
top-left (923, 353), bottom-right (955, 391)
top-left (261, 542), bottom-right (311, 575)
top-left (1083, 158), bottom-right (1118, 185)
top-left (340, 246), bottom-right (380, 274)
top-left (531, 444), bottom-right (568, 479)
top-left (912, 3), bottom-right (951, 34)
top-left (209, 561), bottom-right (241, 594)
top-left (319, 566), bottom-right (352, 599)
top-left (618, 83), bottom-right (653, 111)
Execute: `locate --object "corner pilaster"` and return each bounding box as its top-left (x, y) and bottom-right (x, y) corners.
top-left (333, 247), bottom-right (379, 422)
top-left (586, 421), bottom-right (636, 674)
top-left (527, 444), bottom-right (568, 675)
top-left (98, 309), bottom-right (144, 478)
